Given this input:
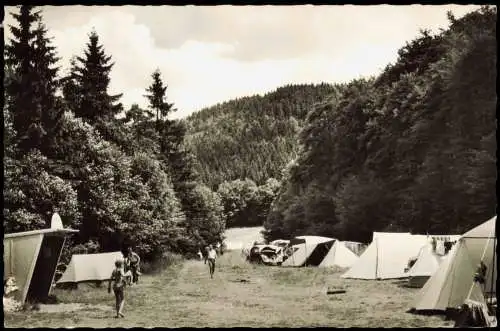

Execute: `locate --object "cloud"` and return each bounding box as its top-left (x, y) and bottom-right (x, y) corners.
top-left (4, 5), bottom-right (481, 119)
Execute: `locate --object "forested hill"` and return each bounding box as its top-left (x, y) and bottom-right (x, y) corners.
top-left (264, 6), bottom-right (497, 243)
top-left (184, 83), bottom-right (336, 190)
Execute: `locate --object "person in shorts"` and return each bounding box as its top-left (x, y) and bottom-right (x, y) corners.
top-left (207, 244), bottom-right (217, 279)
top-left (108, 259), bottom-right (127, 318)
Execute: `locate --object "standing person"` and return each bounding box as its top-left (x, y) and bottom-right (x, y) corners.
top-left (126, 247), bottom-right (141, 285)
top-left (207, 244), bottom-right (217, 279)
top-left (108, 259), bottom-right (127, 318)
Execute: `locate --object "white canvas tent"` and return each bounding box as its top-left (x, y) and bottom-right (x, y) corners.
top-left (57, 251), bottom-right (124, 284)
top-left (405, 235), bottom-right (461, 288)
top-left (410, 216), bottom-right (497, 312)
top-left (281, 236), bottom-right (335, 267)
top-left (319, 241), bottom-right (359, 268)
top-left (341, 232), bottom-right (428, 280)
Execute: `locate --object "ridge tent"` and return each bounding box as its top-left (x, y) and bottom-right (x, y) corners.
top-left (341, 232), bottom-right (428, 280)
top-left (410, 216), bottom-right (497, 313)
top-left (319, 241), bottom-right (359, 268)
top-left (3, 228), bottom-right (79, 304)
top-left (405, 235), bottom-right (461, 288)
top-left (57, 251), bottom-right (125, 284)
top-left (281, 236), bottom-right (336, 267)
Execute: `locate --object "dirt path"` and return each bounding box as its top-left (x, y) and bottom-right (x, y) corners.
top-left (4, 251), bottom-right (454, 328)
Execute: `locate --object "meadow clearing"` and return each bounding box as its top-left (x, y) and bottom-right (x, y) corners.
top-left (4, 241), bottom-right (454, 328)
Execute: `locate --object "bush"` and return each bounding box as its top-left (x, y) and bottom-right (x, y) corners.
top-left (140, 252), bottom-right (184, 275)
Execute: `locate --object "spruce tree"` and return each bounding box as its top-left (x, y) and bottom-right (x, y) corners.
top-left (144, 69), bottom-right (175, 127)
top-left (5, 6), bottom-right (62, 155)
top-left (5, 5), bottom-right (43, 153)
top-left (32, 21), bottom-right (64, 155)
top-left (69, 30), bottom-right (122, 123)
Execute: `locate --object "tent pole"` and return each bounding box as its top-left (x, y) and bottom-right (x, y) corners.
top-left (49, 236), bottom-right (67, 296)
top-left (10, 239), bottom-right (14, 276)
top-left (375, 237), bottom-right (379, 280)
top-left (304, 243), bottom-right (307, 267)
top-left (488, 237), bottom-right (496, 305)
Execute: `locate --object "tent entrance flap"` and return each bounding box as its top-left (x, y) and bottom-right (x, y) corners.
top-left (26, 235), bottom-right (65, 303)
top-left (304, 240), bottom-right (335, 266)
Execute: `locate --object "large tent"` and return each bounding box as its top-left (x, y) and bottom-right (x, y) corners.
top-left (410, 216), bottom-right (497, 313)
top-left (319, 241), bottom-right (359, 268)
top-left (57, 251), bottom-right (125, 284)
top-left (281, 236), bottom-right (335, 267)
top-left (405, 235), bottom-right (461, 288)
top-left (341, 232), bottom-right (429, 280)
top-left (3, 228), bottom-right (78, 304)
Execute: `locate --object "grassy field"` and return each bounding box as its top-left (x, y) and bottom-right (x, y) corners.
top-left (4, 250), bottom-right (454, 328)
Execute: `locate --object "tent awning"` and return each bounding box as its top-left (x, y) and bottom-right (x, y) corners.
top-left (5, 228), bottom-right (79, 239)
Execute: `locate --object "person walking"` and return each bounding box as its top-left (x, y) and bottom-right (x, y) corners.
top-left (207, 244), bottom-right (217, 279)
top-left (108, 259), bottom-right (127, 318)
top-left (125, 247), bottom-right (141, 285)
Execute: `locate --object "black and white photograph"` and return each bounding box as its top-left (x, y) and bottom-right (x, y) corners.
top-left (2, 3), bottom-right (497, 328)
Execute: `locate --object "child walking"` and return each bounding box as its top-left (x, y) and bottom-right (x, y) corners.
top-left (108, 259), bottom-right (127, 318)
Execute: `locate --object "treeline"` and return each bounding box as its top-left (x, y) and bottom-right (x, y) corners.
top-left (263, 6), bottom-right (497, 243)
top-left (3, 6), bottom-right (226, 263)
top-left (185, 84), bottom-right (335, 190)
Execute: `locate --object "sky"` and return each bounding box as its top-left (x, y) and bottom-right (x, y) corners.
top-left (4, 5), bottom-right (480, 119)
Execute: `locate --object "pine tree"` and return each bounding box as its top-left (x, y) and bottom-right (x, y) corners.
top-left (144, 69), bottom-right (175, 127)
top-left (5, 5), bottom-right (44, 153)
top-left (69, 30), bottom-right (123, 123)
top-left (32, 20), bottom-right (64, 155)
top-left (5, 6), bottom-right (63, 155)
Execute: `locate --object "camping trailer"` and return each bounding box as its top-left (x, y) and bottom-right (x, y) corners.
top-left (3, 228), bottom-right (78, 304)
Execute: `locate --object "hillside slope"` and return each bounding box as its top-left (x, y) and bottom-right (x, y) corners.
top-left (263, 7), bottom-right (497, 243)
top-left (184, 84), bottom-right (335, 190)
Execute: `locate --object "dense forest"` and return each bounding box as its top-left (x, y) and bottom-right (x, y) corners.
top-left (263, 6), bottom-right (497, 243)
top-left (185, 83), bottom-right (335, 189)
top-left (3, 6), bottom-right (226, 264)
